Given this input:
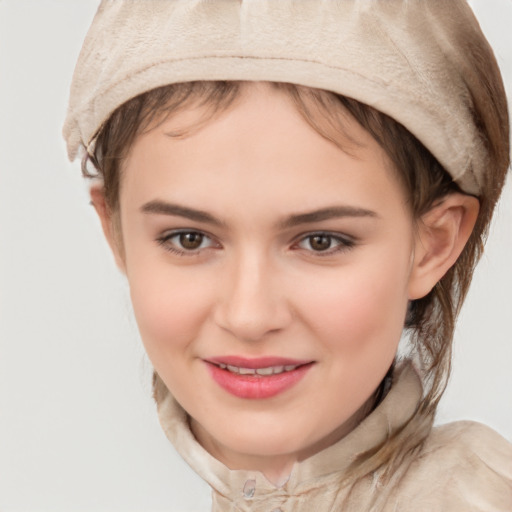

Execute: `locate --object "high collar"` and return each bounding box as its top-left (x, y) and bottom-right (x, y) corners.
top-left (157, 361), bottom-right (422, 509)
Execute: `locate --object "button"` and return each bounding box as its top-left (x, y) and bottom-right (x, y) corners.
top-left (242, 479), bottom-right (256, 498)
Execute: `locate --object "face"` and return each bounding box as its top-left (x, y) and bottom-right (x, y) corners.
top-left (109, 83), bottom-right (422, 481)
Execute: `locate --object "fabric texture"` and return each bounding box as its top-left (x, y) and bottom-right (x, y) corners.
top-left (63, 0), bottom-right (500, 195)
top-left (158, 362), bottom-right (512, 511)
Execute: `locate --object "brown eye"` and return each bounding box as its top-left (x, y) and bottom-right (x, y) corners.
top-left (157, 230), bottom-right (216, 255)
top-left (179, 232), bottom-right (204, 250)
top-left (296, 232), bottom-right (355, 255)
top-left (309, 235), bottom-right (332, 251)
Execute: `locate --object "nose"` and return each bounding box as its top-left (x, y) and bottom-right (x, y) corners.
top-left (213, 251), bottom-right (293, 342)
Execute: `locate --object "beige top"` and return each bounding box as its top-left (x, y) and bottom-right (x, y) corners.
top-left (158, 363), bottom-right (512, 511)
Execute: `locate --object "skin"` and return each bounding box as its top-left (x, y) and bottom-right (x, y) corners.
top-left (92, 82), bottom-right (479, 485)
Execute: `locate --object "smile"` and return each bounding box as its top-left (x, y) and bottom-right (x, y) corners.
top-left (217, 363), bottom-right (300, 376)
top-left (204, 357), bottom-right (314, 399)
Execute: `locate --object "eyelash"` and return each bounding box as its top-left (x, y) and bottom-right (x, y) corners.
top-left (155, 230), bottom-right (356, 257)
top-left (156, 230), bottom-right (218, 256)
top-left (293, 231), bottom-right (356, 256)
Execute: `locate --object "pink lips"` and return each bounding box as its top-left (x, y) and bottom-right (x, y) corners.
top-left (204, 356), bottom-right (314, 399)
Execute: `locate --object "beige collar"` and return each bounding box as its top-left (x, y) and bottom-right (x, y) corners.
top-left (157, 361), bottom-right (422, 507)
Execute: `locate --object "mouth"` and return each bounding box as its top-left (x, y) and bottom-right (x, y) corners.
top-left (204, 356), bottom-right (314, 399)
top-left (214, 362), bottom-right (304, 376)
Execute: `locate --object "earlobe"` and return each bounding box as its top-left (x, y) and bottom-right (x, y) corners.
top-left (89, 184), bottom-right (126, 274)
top-left (408, 193), bottom-right (480, 300)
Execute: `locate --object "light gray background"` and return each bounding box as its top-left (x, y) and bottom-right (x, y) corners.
top-left (0, 1), bottom-right (511, 511)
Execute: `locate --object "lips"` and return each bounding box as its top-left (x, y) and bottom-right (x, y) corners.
top-left (204, 356), bottom-right (314, 399)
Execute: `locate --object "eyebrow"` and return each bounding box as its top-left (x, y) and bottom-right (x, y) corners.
top-left (278, 206), bottom-right (378, 229)
top-left (141, 200), bottom-right (226, 227)
top-left (141, 200), bottom-right (378, 228)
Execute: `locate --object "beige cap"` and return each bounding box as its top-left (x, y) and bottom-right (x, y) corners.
top-left (63, 0), bottom-right (502, 195)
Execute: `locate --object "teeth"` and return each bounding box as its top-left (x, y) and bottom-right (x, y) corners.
top-left (238, 367), bottom-right (256, 375)
top-left (219, 364), bottom-right (299, 375)
top-left (255, 367), bottom-right (274, 376)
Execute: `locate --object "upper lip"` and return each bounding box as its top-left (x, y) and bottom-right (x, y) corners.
top-left (205, 356), bottom-right (313, 369)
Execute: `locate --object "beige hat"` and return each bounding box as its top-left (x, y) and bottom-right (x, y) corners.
top-left (63, 0), bottom-right (504, 195)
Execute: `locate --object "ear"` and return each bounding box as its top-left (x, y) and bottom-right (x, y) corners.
top-left (89, 184), bottom-right (126, 274)
top-left (408, 193), bottom-right (479, 300)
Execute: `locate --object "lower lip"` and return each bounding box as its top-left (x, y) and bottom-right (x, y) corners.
top-left (205, 362), bottom-right (313, 399)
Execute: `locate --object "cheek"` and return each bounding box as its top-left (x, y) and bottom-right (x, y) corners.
top-left (127, 266), bottom-right (213, 362)
top-left (297, 254), bottom-right (411, 357)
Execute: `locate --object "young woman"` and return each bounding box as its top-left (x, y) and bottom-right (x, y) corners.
top-left (63, 1), bottom-right (511, 510)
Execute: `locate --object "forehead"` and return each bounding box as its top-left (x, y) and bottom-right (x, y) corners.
top-left (133, 82), bottom-right (385, 161)
top-left (120, 82), bottom-right (409, 222)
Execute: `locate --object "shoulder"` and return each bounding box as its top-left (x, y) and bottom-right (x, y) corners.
top-left (423, 420), bottom-right (512, 466)
top-left (393, 421), bottom-right (512, 511)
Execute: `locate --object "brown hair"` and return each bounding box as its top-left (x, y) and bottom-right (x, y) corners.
top-left (84, 74), bottom-right (509, 481)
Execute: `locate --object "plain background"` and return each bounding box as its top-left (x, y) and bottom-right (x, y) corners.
top-left (0, 1), bottom-right (511, 511)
